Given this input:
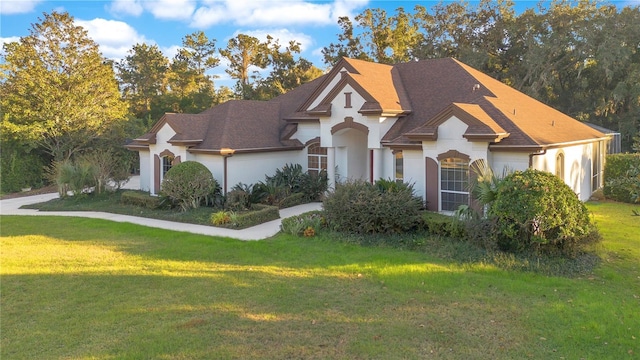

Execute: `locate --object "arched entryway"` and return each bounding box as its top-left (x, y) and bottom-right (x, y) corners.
top-left (331, 118), bottom-right (369, 182)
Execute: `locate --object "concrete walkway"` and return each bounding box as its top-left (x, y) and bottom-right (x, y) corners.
top-left (0, 177), bottom-right (323, 240)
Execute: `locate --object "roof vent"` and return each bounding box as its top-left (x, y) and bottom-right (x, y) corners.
top-left (472, 83), bottom-right (480, 91)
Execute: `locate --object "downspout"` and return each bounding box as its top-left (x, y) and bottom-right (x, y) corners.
top-left (528, 149), bottom-right (547, 168)
top-left (220, 148), bottom-right (235, 195)
top-left (223, 155), bottom-right (229, 195)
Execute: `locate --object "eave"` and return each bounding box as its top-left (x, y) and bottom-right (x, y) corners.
top-left (188, 144), bottom-right (305, 155)
top-left (124, 144), bottom-right (150, 151)
top-left (168, 139), bottom-right (203, 146)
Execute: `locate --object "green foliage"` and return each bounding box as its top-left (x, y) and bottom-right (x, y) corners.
top-left (249, 164), bottom-right (328, 208)
top-left (323, 180), bottom-right (422, 235)
top-left (161, 161), bottom-right (218, 212)
top-left (0, 142), bottom-right (46, 193)
top-left (230, 204), bottom-right (279, 228)
top-left (280, 210), bottom-right (325, 236)
top-left (278, 192), bottom-right (306, 209)
top-left (121, 191), bottom-right (163, 209)
top-left (374, 178), bottom-right (414, 193)
top-left (299, 170), bottom-right (328, 202)
top-left (225, 182), bottom-right (264, 211)
top-left (47, 159), bottom-right (96, 197)
top-left (421, 211), bottom-right (465, 238)
top-left (605, 154), bottom-right (640, 182)
top-left (1, 11), bottom-right (127, 161)
top-left (211, 210), bottom-right (232, 226)
top-left (80, 150), bottom-right (131, 194)
top-left (603, 154), bottom-right (640, 203)
top-left (489, 169), bottom-right (599, 256)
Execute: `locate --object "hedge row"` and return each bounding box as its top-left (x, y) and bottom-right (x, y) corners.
top-left (121, 191), bottom-right (163, 209)
top-left (603, 153), bottom-right (640, 203)
top-left (232, 204), bottom-right (279, 228)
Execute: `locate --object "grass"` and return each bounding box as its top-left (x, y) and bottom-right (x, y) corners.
top-left (22, 190), bottom-right (236, 227)
top-left (1, 201), bottom-right (639, 359)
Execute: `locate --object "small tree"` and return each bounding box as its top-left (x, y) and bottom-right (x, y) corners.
top-left (161, 161), bottom-right (218, 211)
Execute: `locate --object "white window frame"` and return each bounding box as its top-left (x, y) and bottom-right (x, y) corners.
top-left (440, 157), bottom-right (469, 212)
top-left (395, 151), bottom-right (404, 183)
top-left (307, 143), bottom-right (327, 176)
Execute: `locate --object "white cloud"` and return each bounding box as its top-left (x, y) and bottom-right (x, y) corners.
top-left (1, 36), bottom-right (21, 47)
top-left (106, 0), bottom-right (369, 28)
top-left (107, 0), bottom-right (144, 17)
top-left (161, 45), bottom-right (181, 60)
top-left (145, 0), bottom-right (196, 20)
top-left (75, 18), bottom-right (149, 60)
top-left (191, 0), bottom-right (368, 28)
top-left (0, 0), bottom-right (43, 15)
top-left (330, 0), bottom-right (368, 22)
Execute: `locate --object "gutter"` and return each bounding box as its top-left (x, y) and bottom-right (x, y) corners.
top-left (528, 149), bottom-right (547, 168)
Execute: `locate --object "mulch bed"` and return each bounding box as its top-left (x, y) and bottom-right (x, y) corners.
top-left (1, 185), bottom-right (58, 200)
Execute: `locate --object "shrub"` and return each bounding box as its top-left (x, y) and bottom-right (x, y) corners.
top-left (278, 192), bottom-right (306, 208)
top-left (47, 159), bottom-right (96, 197)
top-left (80, 150), bottom-right (131, 194)
top-left (488, 169), bottom-right (599, 256)
top-left (121, 191), bottom-right (163, 209)
top-left (161, 161), bottom-right (218, 212)
top-left (299, 170), bottom-right (328, 201)
top-left (266, 163), bottom-right (305, 194)
top-left (603, 154), bottom-right (640, 204)
top-left (231, 204), bottom-right (279, 228)
top-left (211, 211), bottom-right (232, 226)
top-left (280, 211), bottom-right (324, 236)
top-left (421, 211), bottom-right (465, 238)
top-left (323, 180), bottom-right (422, 235)
top-left (0, 142), bottom-right (46, 193)
top-left (226, 189), bottom-right (250, 211)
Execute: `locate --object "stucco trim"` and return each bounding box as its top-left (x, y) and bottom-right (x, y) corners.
top-left (158, 149), bottom-right (176, 158)
top-left (437, 150), bottom-right (470, 162)
top-left (304, 137), bottom-right (321, 146)
top-left (331, 117), bottom-right (369, 135)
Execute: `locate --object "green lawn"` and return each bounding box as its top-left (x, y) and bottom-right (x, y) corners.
top-left (1, 201), bottom-right (638, 359)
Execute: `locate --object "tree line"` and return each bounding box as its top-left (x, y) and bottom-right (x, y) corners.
top-left (1, 0), bottom-right (639, 192)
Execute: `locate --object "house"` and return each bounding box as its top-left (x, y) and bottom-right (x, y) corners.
top-left (126, 57), bottom-right (609, 212)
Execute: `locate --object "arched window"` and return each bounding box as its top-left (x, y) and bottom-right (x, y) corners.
top-left (555, 152), bottom-right (564, 180)
top-left (440, 157), bottom-right (469, 212)
top-left (162, 155), bottom-right (174, 177)
top-left (395, 151), bottom-right (403, 182)
top-left (307, 143), bottom-right (327, 176)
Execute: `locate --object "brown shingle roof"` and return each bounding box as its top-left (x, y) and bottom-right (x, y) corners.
top-left (131, 57), bottom-right (605, 154)
top-left (384, 58), bottom-right (605, 148)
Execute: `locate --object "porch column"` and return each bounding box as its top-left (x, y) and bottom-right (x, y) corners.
top-left (327, 147), bottom-right (336, 191)
top-left (372, 148), bottom-right (382, 182)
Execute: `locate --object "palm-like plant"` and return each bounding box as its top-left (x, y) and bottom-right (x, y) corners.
top-left (469, 160), bottom-right (510, 214)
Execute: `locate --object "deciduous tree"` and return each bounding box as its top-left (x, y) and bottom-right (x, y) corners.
top-left (0, 11), bottom-right (127, 161)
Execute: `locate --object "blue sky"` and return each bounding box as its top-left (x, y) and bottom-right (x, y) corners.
top-left (1, 0), bottom-right (638, 88)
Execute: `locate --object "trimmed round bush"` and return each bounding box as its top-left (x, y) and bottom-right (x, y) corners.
top-left (323, 180), bottom-right (422, 235)
top-left (161, 161), bottom-right (218, 211)
top-left (488, 169), bottom-right (599, 256)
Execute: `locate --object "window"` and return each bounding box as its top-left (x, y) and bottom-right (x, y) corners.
top-left (344, 92), bottom-right (352, 108)
top-left (162, 156), bottom-right (174, 177)
top-left (555, 152), bottom-right (564, 180)
top-left (592, 141), bottom-right (602, 190)
top-left (307, 143), bottom-right (327, 176)
top-left (395, 151), bottom-right (403, 182)
top-left (440, 157), bottom-right (469, 212)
